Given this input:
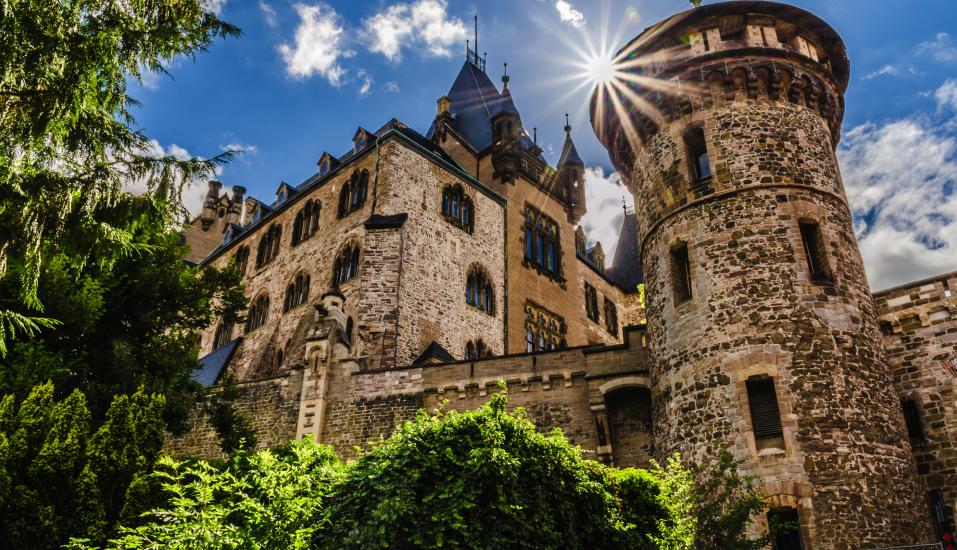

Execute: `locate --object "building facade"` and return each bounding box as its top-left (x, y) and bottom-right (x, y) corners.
top-left (174, 2), bottom-right (956, 548)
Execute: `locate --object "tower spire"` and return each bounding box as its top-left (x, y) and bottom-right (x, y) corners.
top-left (502, 62), bottom-right (509, 89)
top-left (564, 113), bottom-right (572, 135)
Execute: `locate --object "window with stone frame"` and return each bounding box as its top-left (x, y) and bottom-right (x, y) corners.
top-left (465, 339), bottom-right (491, 360)
top-left (332, 243), bottom-right (361, 287)
top-left (255, 224), bottom-right (282, 268)
top-left (684, 126), bottom-right (711, 192)
top-left (213, 321), bottom-right (233, 349)
top-left (245, 295), bottom-right (269, 333)
top-left (604, 296), bottom-right (619, 336)
top-left (337, 170), bottom-right (369, 219)
top-left (283, 273), bottom-right (311, 312)
top-left (292, 199), bottom-right (321, 246)
top-left (584, 283), bottom-right (600, 323)
top-left (466, 266), bottom-right (495, 315)
top-left (232, 245), bottom-right (250, 277)
top-left (798, 220), bottom-right (832, 284)
top-left (768, 508), bottom-right (803, 550)
top-left (901, 398), bottom-right (925, 444)
top-left (670, 242), bottom-right (693, 305)
top-left (746, 376), bottom-right (784, 448)
top-left (523, 205), bottom-right (562, 280)
top-left (524, 301), bottom-right (566, 353)
top-left (442, 184), bottom-right (474, 233)
top-left (575, 227), bottom-right (586, 255)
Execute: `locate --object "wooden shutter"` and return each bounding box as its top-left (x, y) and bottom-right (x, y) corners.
top-left (747, 377), bottom-right (783, 439)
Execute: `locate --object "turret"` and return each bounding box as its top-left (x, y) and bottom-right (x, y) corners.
top-left (490, 64), bottom-right (523, 183)
top-left (199, 180), bottom-right (223, 230)
top-left (589, 2), bottom-right (930, 547)
top-left (556, 114), bottom-right (586, 223)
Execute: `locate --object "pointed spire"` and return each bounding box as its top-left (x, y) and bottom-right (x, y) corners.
top-left (502, 62), bottom-right (510, 90)
top-left (564, 112), bottom-right (572, 135)
top-left (558, 113), bottom-right (583, 167)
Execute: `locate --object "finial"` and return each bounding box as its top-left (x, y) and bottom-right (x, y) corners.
top-left (474, 14), bottom-right (478, 57)
top-left (466, 39), bottom-right (469, 58)
top-left (533, 127), bottom-right (537, 144)
top-left (564, 113), bottom-right (572, 135)
top-left (502, 62), bottom-right (510, 89)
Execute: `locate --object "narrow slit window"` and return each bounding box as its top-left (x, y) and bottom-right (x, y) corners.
top-left (670, 243), bottom-right (692, 305)
top-left (747, 377), bottom-right (784, 441)
top-left (684, 127), bottom-right (711, 184)
top-left (901, 398), bottom-right (925, 443)
top-left (799, 221), bottom-right (832, 283)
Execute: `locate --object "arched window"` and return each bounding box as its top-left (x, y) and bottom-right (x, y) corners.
top-left (333, 242), bottom-right (361, 287)
top-left (524, 301), bottom-right (565, 353)
top-left (255, 224), bottom-right (282, 268)
top-left (292, 199), bottom-right (321, 246)
top-left (213, 321), bottom-right (233, 349)
top-left (441, 185), bottom-right (474, 233)
top-left (466, 266), bottom-right (495, 315)
top-left (523, 206), bottom-right (561, 279)
top-left (338, 170), bottom-right (369, 219)
top-left (245, 294), bottom-right (270, 333)
top-left (465, 339), bottom-right (491, 360)
top-left (232, 245), bottom-right (250, 276)
top-left (283, 273), bottom-right (311, 312)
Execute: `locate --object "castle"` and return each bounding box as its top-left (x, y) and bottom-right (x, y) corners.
top-left (174, 2), bottom-right (957, 548)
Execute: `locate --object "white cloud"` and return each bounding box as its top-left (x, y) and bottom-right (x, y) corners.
top-left (279, 3), bottom-right (347, 84)
top-left (839, 83), bottom-right (957, 290)
top-left (220, 142), bottom-right (258, 155)
top-left (555, 0), bottom-right (585, 27)
top-left (386, 81), bottom-right (400, 92)
top-left (259, 0), bottom-right (278, 28)
top-left (935, 78), bottom-right (957, 111)
top-left (580, 167), bottom-right (634, 264)
top-left (861, 64), bottom-right (898, 80)
top-left (203, 0), bottom-right (227, 16)
top-left (124, 141), bottom-right (219, 217)
top-left (363, 0), bottom-right (466, 62)
top-left (358, 70), bottom-right (373, 95)
top-left (917, 32), bottom-right (957, 62)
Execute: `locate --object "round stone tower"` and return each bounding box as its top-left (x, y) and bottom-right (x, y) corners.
top-left (590, 2), bottom-right (930, 547)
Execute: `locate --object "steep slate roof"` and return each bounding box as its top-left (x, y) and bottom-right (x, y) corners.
top-left (607, 210), bottom-right (643, 292)
top-left (558, 132), bottom-right (584, 167)
top-left (194, 338), bottom-right (242, 387)
top-left (427, 60), bottom-right (511, 152)
top-left (413, 341), bottom-right (455, 365)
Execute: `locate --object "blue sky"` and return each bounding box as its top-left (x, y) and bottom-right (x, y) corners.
top-left (133, 0), bottom-right (957, 290)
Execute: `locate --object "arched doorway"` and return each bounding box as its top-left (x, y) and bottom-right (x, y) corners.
top-left (605, 386), bottom-right (653, 468)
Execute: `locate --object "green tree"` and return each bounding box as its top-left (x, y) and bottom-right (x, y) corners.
top-left (0, 382), bottom-right (168, 548)
top-left (0, 195), bottom-right (247, 431)
top-left (0, 0), bottom-right (240, 351)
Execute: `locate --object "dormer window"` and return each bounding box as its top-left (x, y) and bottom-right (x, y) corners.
top-left (319, 159), bottom-right (330, 177)
top-left (353, 128), bottom-right (370, 152)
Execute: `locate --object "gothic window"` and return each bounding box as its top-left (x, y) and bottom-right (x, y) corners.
top-left (464, 339), bottom-right (491, 360)
top-left (604, 296), bottom-right (619, 336)
top-left (213, 321), bottom-right (233, 349)
top-left (523, 206), bottom-right (562, 279)
top-left (338, 170), bottom-right (369, 219)
top-left (293, 199), bottom-right (321, 246)
top-left (746, 376), bottom-right (784, 443)
top-left (245, 295), bottom-right (270, 333)
top-left (255, 224), bottom-right (282, 268)
top-left (466, 266), bottom-right (495, 315)
top-left (524, 301), bottom-right (566, 353)
top-left (575, 228), bottom-right (586, 255)
top-left (798, 221), bottom-right (832, 284)
top-left (232, 245), bottom-right (250, 276)
top-left (768, 508), bottom-right (803, 550)
top-left (283, 273), bottom-right (311, 312)
top-left (901, 398), bottom-right (925, 443)
top-left (684, 127), bottom-right (711, 189)
top-left (333, 242), bottom-right (361, 287)
top-left (670, 242), bottom-right (692, 305)
top-left (441, 184), bottom-right (474, 233)
top-left (584, 283), bottom-right (600, 322)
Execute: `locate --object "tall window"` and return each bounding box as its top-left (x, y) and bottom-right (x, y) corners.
top-left (245, 295), bottom-right (269, 333)
top-left (255, 224), bottom-right (282, 268)
top-left (798, 221), bottom-right (832, 284)
top-left (232, 245), bottom-right (250, 276)
top-left (283, 273), bottom-right (311, 312)
top-left (465, 339), bottom-right (491, 360)
top-left (338, 170), bottom-right (369, 219)
top-left (524, 302), bottom-right (566, 353)
top-left (584, 283), bottom-right (600, 322)
top-left (768, 509), bottom-right (803, 550)
top-left (523, 206), bottom-right (561, 279)
top-left (746, 377), bottom-right (784, 443)
top-left (604, 296), bottom-right (619, 336)
top-left (575, 228), bottom-right (586, 254)
top-left (442, 184), bottom-right (474, 233)
top-left (292, 199), bottom-right (321, 246)
top-left (684, 127), bottom-right (711, 188)
top-left (670, 242), bottom-right (692, 305)
top-left (213, 321), bottom-right (233, 349)
top-left (466, 266), bottom-right (495, 315)
top-left (333, 243), bottom-right (361, 287)
top-left (901, 398), bottom-right (925, 444)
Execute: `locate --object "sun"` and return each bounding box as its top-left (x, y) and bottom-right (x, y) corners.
top-left (586, 53), bottom-right (617, 86)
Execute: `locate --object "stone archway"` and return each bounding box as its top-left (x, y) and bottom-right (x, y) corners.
top-left (603, 385), bottom-right (654, 468)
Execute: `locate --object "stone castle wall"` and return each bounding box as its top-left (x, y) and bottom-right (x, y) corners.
top-left (875, 271), bottom-right (957, 532)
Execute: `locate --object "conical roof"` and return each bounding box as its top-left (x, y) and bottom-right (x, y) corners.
top-left (608, 209), bottom-right (644, 292)
top-left (558, 132), bottom-right (583, 167)
top-left (427, 60), bottom-right (513, 151)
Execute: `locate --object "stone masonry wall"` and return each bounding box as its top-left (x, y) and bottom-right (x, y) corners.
top-left (875, 271), bottom-right (957, 532)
